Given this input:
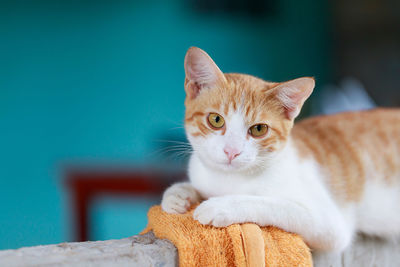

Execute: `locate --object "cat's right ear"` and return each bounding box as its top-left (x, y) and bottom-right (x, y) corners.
top-left (273, 77), bottom-right (315, 120)
top-left (184, 47), bottom-right (226, 99)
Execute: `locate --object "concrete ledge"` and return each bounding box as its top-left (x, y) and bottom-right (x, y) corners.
top-left (0, 232), bottom-right (398, 266)
top-left (0, 232), bottom-right (177, 267)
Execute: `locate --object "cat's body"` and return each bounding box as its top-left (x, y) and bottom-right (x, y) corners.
top-left (161, 48), bottom-right (400, 252)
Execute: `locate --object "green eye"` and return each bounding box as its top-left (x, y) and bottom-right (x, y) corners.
top-left (207, 113), bottom-right (225, 129)
top-left (249, 124), bottom-right (268, 137)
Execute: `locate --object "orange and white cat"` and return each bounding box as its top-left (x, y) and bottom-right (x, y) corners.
top-left (161, 47), bottom-right (400, 252)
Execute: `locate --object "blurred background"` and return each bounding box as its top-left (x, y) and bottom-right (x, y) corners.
top-left (0, 0), bottom-right (399, 249)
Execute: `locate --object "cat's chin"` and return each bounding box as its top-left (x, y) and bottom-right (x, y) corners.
top-left (214, 163), bottom-right (243, 172)
top-left (212, 163), bottom-right (264, 175)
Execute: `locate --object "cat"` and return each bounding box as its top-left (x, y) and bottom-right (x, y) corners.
top-left (161, 47), bottom-right (400, 252)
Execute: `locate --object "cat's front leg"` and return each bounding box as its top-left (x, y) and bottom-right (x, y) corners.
top-left (193, 196), bottom-right (243, 227)
top-left (161, 182), bottom-right (201, 214)
top-left (193, 195), bottom-right (353, 252)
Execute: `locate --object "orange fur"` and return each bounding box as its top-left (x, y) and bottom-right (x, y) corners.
top-left (292, 108), bottom-right (400, 202)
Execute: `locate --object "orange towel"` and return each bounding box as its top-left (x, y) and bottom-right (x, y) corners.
top-left (142, 205), bottom-right (312, 267)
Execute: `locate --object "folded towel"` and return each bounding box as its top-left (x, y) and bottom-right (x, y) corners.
top-left (142, 205), bottom-right (312, 266)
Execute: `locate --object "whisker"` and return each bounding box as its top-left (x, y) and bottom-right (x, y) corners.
top-left (146, 146), bottom-right (191, 158)
top-left (155, 139), bottom-right (191, 146)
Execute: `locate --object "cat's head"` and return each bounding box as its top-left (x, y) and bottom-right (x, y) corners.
top-left (184, 47), bottom-right (314, 173)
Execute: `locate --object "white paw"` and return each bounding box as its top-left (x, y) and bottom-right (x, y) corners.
top-left (193, 198), bottom-right (237, 227)
top-left (161, 183), bottom-right (199, 214)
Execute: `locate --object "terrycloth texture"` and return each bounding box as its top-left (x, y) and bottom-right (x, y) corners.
top-left (142, 205), bottom-right (312, 267)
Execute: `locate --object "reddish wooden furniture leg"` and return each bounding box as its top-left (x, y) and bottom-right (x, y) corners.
top-left (74, 187), bottom-right (90, 242)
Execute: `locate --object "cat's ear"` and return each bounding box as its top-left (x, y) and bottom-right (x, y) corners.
top-left (184, 47), bottom-right (226, 99)
top-left (273, 77), bottom-right (315, 120)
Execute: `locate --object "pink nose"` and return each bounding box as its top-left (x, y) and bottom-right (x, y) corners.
top-left (224, 147), bottom-right (241, 163)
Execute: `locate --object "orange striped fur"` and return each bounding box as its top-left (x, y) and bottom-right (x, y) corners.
top-left (292, 108), bottom-right (400, 202)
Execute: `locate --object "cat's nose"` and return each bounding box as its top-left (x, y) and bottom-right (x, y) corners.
top-left (223, 146), bottom-right (241, 163)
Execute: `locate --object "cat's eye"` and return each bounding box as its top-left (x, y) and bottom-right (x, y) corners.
top-left (249, 124), bottom-right (268, 138)
top-left (207, 113), bottom-right (225, 129)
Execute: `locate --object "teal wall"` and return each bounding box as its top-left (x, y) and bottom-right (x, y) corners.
top-left (0, 0), bottom-right (332, 249)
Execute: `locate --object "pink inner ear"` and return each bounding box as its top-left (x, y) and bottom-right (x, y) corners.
top-left (275, 78), bottom-right (315, 120)
top-left (285, 106), bottom-right (301, 121)
top-left (185, 50), bottom-right (218, 86)
top-left (279, 89), bottom-right (307, 119)
top-left (184, 47), bottom-right (226, 99)
top-left (186, 81), bottom-right (202, 99)
top-left (284, 88), bottom-right (305, 118)
top-left (187, 62), bottom-right (216, 86)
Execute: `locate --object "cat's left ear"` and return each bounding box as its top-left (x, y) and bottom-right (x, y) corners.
top-left (273, 77), bottom-right (315, 120)
top-left (184, 47), bottom-right (227, 99)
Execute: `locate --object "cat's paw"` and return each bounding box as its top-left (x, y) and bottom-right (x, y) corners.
top-left (161, 183), bottom-right (199, 214)
top-left (193, 197), bottom-right (237, 227)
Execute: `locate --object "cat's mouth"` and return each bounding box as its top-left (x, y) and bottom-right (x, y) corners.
top-left (225, 159), bottom-right (241, 167)
top-left (216, 158), bottom-right (248, 171)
